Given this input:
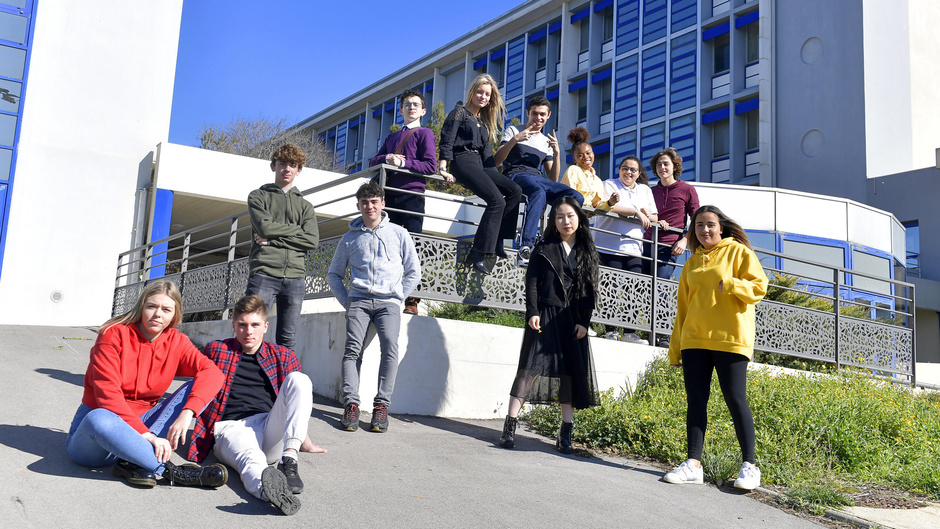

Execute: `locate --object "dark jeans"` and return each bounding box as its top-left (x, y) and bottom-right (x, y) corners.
top-left (508, 170), bottom-right (582, 248)
top-left (681, 348), bottom-right (756, 463)
top-left (451, 151), bottom-right (523, 253)
top-left (245, 272), bottom-right (305, 351)
top-left (644, 241), bottom-right (678, 280)
top-left (386, 191), bottom-right (424, 235)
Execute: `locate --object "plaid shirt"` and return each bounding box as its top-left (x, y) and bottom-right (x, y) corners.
top-left (188, 338), bottom-right (301, 462)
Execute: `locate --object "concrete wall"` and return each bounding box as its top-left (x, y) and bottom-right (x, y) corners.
top-left (0, 1), bottom-right (183, 326)
top-left (182, 310), bottom-right (661, 419)
top-left (773, 0), bottom-right (867, 202)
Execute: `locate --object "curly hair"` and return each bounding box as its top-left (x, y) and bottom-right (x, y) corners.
top-left (649, 147), bottom-right (683, 180)
top-left (567, 127), bottom-right (591, 153)
top-left (271, 143), bottom-right (307, 167)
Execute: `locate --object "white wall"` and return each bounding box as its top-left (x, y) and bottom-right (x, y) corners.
top-left (183, 311), bottom-right (661, 419)
top-left (0, 1), bottom-right (183, 325)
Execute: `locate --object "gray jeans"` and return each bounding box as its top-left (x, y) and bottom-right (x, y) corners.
top-left (341, 299), bottom-right (401, 407)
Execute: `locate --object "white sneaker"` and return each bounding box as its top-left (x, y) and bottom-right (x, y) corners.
top-left (664, 460), bottom-right (704, 484)
top-left (734, 462), bottom-right (761, 490)
top-left (620, 332), bottom-right (647, 344)
top-left (516, 246), bottom-right (531, 267)
top-left (603, 331), bottom-right (620, 340)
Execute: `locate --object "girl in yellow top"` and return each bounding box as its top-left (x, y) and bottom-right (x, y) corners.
top-left (561, 127), bottom-right (619, 211)
top-left (663, 205), bottom-right (768, 491)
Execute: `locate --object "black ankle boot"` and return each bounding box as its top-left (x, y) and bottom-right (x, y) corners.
top-left (495, 243), bottom-right (509, 259)
top-left (162, 461), bottom-right (228, 488)
top-left (465, 248), bottom-right (491, 275)
top-left (113, 459), bottom-right (156, 488)
top-left (556, 421), bottom-right (573, 454)
top-left (499, 415), bottom-right (518, 449)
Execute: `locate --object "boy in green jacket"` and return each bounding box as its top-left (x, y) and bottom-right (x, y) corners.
top-left (246, 144), bottom-right (320, 351)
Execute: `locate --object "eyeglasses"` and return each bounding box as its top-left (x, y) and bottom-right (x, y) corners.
top-left (619, 166), bottom-right (640, 173)
top-left (401, 102), bottom-right (423, 109)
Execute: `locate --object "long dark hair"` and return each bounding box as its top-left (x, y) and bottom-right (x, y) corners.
top-left (545, 196), bottom-right (599, 297)
top-left (688, 205), bottom-right (751, 253)
top-left (618, 154), bottom-right (649, 185)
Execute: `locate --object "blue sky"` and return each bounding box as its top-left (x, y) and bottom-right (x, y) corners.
top-left (168, 0), bottom-right (515, 146)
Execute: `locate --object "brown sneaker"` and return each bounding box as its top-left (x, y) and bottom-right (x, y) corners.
top-left (403, 297), bottom-right (419, 315)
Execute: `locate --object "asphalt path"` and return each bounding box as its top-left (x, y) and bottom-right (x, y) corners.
top-left (0, 325), bottom-right (825, 528)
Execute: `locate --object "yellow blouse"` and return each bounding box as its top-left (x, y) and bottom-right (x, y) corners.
top-left (561, 165), bottom-right (612, 211)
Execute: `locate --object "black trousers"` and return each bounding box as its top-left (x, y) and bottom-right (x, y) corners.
top-left (681, 348), bottom-right (756, 463)
top-left (451, 151), bottom-right (523, 253)
top-left (385, 191), bottom-right (424, 235)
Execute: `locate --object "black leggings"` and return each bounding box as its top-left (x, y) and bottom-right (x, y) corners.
top-left (451, 151), bottom-right (523, 253)
top-left (681, 348), bottom-right (756, 463)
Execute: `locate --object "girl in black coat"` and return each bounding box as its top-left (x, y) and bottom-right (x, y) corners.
top-left (499, 196), bottom-right (600, 453)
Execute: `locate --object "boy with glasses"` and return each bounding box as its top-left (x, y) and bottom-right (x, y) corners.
top-left (369, 89), bottom-right (436, 314)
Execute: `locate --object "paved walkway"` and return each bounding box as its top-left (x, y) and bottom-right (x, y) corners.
top-left (0, 325), bottom-right (936, 528)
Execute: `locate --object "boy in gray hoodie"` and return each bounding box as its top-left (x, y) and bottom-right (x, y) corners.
top-left (327, 182), bottom-right (420, 433)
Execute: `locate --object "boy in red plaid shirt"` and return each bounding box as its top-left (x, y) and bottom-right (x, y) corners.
top-left (189, 295), bottom-right (321, 516)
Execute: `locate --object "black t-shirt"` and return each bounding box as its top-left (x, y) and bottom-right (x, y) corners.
top-left (221, 352), bottom-right (277, 421)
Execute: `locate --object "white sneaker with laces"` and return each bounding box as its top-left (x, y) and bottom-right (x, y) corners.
top-left (733, 462), bottom-right (761, 490)
top-left (664, 460), bottom-right (704, 484)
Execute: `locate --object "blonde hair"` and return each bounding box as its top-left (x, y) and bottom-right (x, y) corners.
top-left (101, 280), bottom-right (183, 334)
top-left (465, 74), bottom-right (505, 144)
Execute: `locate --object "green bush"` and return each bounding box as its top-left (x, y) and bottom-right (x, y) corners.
top-left (524, 354), bottom-right (940, 504)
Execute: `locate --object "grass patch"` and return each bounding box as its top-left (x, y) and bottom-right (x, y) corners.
top-left (524, 354), bottom-right (940, 505)
top-left (427, 302), bottom-right (526, 328)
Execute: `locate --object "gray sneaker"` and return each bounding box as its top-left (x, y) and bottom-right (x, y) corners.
top-left (340, 403), bottom-right (360, 431)
top-left (261, 466), bottom-right (301, 515)
top-left (603, 331), bottom-right (621, 340)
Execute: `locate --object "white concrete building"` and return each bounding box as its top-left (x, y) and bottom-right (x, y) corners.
top-left (0, 0), bottom-right (184, 325)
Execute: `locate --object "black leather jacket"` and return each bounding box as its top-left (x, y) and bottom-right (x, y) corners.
top-left (524, 237), bottom-right (596, 328)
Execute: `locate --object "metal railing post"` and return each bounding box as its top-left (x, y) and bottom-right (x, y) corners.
top-left (222, 216), bottom-right (238, 320)
top-left (649, 224), bottom-right (659, 343)
top-left (834, 268), bottom-right (841, 371)
top-left (181, 233), bottom-right (191, 273)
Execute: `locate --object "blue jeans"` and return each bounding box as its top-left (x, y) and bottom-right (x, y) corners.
top-left (509, 171), bottom-right (583, 248)
top-left (341, 299), bottom-right (401, 407)
top-left (66, 381), bottom-right (194, 475)
top-left (246, 272), bottom-right (305, 350)
top-left (644, 241), bottom-right (678, 280)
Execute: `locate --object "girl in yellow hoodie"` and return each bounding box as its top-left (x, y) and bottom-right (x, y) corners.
top-left (663, 205), bottom-right (768, 491)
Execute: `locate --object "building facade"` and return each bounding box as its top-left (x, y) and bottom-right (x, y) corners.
top-left (297, 0), bottom-right (940, 359)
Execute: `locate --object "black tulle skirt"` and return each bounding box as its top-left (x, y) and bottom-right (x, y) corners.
top-left (510, 302), bottom-right (599, 409)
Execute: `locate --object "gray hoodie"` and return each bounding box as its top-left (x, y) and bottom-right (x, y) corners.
top-left (327, 212), bottom-right (420, 307)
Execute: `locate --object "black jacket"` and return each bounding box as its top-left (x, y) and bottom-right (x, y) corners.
top-left (525, 238), bottom-right (596, 327)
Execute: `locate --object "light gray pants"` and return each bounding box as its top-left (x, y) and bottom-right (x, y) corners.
top-left (342, 298), bottom-right (401, 407)
top-left (213, 371), bottom-right (312, 499)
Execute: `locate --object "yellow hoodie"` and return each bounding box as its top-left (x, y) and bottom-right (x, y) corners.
top-left (668, 237), bottom-right (768, 364)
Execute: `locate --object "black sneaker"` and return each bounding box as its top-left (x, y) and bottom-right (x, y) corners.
top-left (261, 466), bottom-right (301, 516)
top-left (655, 336), bottom-right (670, 348)
top-left (516, 246), bottom-right (531, 267)
top-left (277, 457), bottom-right (304, 494)
top-left (340, 403), bottom-right (360, 431)
top-left (112, 459), bottom-right (156, 488)
top-left (370, 404), bottom-right (389, 433)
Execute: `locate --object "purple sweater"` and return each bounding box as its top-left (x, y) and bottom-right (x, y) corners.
top-left (644, 179), bottom-right (700, 245)
top-left (369, 126), bottom-right (437, 193)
